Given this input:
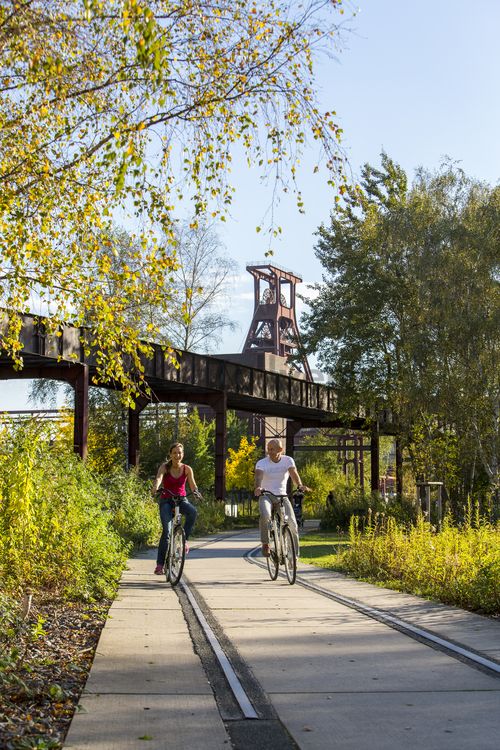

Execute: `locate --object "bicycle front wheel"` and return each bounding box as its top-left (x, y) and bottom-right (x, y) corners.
top-left (283, 526), bottom-right (297, 585)
top-left (266, 529), bottom-right (279, 580)
top-left (168, 525), bottom-right (186, 586)
top-left (164, 545), bottom-right (171, 582)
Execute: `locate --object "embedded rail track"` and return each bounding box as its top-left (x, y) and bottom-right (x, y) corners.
top-left (176, 532), bottom-right (500, 749)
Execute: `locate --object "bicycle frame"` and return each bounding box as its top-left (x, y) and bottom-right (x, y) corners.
top-left (261, 491), bottom-right (297, 584)
top-left (269, 494), bottom-right (287, 558)
top-left (158, 490), bottom-right (190, 586)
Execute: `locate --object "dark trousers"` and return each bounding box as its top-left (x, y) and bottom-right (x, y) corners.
top-left (157, 499), bottom-right (197, 565)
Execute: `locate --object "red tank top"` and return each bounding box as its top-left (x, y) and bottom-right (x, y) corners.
top-left (161, 464), bottom-right (187, 498)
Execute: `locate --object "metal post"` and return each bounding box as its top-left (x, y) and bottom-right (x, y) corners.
top-left (395, 438), bottom-right (403, 497)
top-left (286, 420), bottom-right (302, 494)
top-left (212, 392), bottom-right (227, 501)
top-left (73, 364), bottom-right (89, 461)
top-left (342, 437), bottom-right (347, 477)
top-left (128, 398), bottom-right (149, 469)
top-left (286, 420), bottom-right (302, 459)
top-left (353, 436), bottom-right (359, 482)
top-left (370, 429), bottom-right (380, 493)
top-left (359, 435), bottom-right (365, 491)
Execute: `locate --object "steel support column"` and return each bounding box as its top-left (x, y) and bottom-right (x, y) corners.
top-left (211, 392), bottom-right (227, 501)
top-left (286, 420), bottom-right (302, 495)
top-left (370, 428), bottom-right (380, 493)
top-left (285, 420), bottom-right (302, 459)
top-left (73, 364), bottom-right (89, 460)
top-left (358, 435), bottom-right (365, 490)
top-left (396, 437), bottom-right (403, 497)
top-left (128, 398), bottom-right (150, 469)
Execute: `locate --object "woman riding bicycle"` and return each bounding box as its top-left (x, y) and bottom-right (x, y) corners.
top-left (152, 442), bottom-right (201, 575)
top-left (254, 438), bottom-right (309, 557)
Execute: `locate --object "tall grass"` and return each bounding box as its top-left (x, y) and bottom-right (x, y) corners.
top-left (342, 507), bottom-right (500, 614)
top-left (194, 491), bottom-right (228, 534)
top-left (0, 420), bottom-right (157, 600)
top-left (104, 468), bottom-right (160, 549)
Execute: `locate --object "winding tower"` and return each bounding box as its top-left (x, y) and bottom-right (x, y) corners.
top-left (242, 263), bottom-right (312, 380)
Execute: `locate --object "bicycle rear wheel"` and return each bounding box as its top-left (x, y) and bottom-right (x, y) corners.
top-left (168, 525), bottom-right (186, 586)
top-left (283, 526), bottom-right (297, 585)
top-left (266, 529), bottom-right (279, 580)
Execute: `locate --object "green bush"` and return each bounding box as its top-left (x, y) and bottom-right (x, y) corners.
top-left (299, 462), bottom-right (333, 518)
top-left (104, 468), bottom-right (161, 549)
top-left (341, 512), bottom-right (500, 614)
top-left (193, 492), bottom-right (226, 535)
top-left (318, 474), bottom-right (384, 531)
top-left (0, 420), bottom-right (127, 600)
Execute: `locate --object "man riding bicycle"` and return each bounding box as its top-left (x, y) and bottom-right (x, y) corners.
top-left (254, 438), bottom-right (309, 557)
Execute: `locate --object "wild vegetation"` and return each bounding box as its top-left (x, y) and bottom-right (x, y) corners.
top-left (343, 509), bottom-right (500, 614)
top-left (300, 507), bottom-right (500, 617)
top-left (0, 419), bottom-right (157, 601)
top-left (302, 156), bottom-right (500, 513)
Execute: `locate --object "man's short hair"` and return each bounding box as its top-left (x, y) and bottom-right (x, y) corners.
top-left (267, 438), bottom-right (283, 450)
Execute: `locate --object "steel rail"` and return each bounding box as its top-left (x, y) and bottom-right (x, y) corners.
top-left (246, 546), bottom-right (500, 677)
top-left (181, 579), bottom-right (259, 719)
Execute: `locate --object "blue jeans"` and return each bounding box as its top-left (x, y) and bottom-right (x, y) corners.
top-left (157, 499), bottom-right (197, 565)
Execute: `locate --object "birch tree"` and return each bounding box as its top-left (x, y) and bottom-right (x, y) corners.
top-left (0, 0), bottom-right (348, 399)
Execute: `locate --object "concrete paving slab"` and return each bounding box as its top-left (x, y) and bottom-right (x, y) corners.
top-left (109, 596), bottom-right (182, 617)
top-left (85, 594), bottom-right (210, 693)
top-left (112, 586), bottom-right (178, 600)
top-left (191, 609), bottom-right (360, 626)
top-left (64, 694), bottom-right (231, 750)
top-left (271, 691), bottom-right (500, 750)
top-left (85, 626), bottom-right (212, 695)
top-left (84, 652), bottom-right (212, 696)
top-left (294, 563), bottom-right (500, 661)
top-left (66, 528), bottom-right (500, 750)
top-left (102, 608), bottom-right (187, 632)
top-left (219, 623), bottom-right (497, 693)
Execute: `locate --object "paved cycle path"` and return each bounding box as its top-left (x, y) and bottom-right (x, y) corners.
top-left (65, 528), bottom-right (500, 750)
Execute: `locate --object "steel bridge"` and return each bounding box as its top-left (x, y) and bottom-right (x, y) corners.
top-left (0, 312), bottom-right (398, 499)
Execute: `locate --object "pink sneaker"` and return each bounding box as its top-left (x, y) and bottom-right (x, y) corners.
top-left (154, 565), bottom-right (164, 575)
top-left (185, 542), bottom-right (190, 556)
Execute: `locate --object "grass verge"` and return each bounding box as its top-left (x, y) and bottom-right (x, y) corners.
top-left (299, 520), bottom-right (500, 618)
top-left (299, 531), bottom-right (349, 570)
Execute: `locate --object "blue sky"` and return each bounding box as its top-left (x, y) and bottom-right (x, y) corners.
top-left (2, 0), bottom-right (499, 409)
top-left (215, 0), bottom-right (500, 350)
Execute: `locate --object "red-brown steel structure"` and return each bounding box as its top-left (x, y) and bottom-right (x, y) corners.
top-left (0, 313), bottom-right (400, 499)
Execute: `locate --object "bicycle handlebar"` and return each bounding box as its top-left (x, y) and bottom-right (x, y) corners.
top-left (156, 488), bottom-right (204, 501)
top-left (258, 490), bottom-right (289, 500)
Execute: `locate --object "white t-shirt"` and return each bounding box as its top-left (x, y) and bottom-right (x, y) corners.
top-left (255, 455), bottom-right (296, 495)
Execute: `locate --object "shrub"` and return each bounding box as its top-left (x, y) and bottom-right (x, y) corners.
top-left (318, 473), bottom-right (386, 531)
top-left (0, 420), bottom-right (127, 600)
top-left (192, 492), bottom-right (226, 535)
top-left (226, 436), bottom-right (262, 493)
top-left (299, 462), bottom-right (333, 519)
top-left (104, 468), bottom-right (161, 549)
top-left (341, 512), bottom-right (500, 614)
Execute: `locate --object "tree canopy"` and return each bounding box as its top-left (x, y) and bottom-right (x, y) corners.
top-left (302, 155), bottom-right (499, 502)
top-left (0, 0), bottom-right (347, 399)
